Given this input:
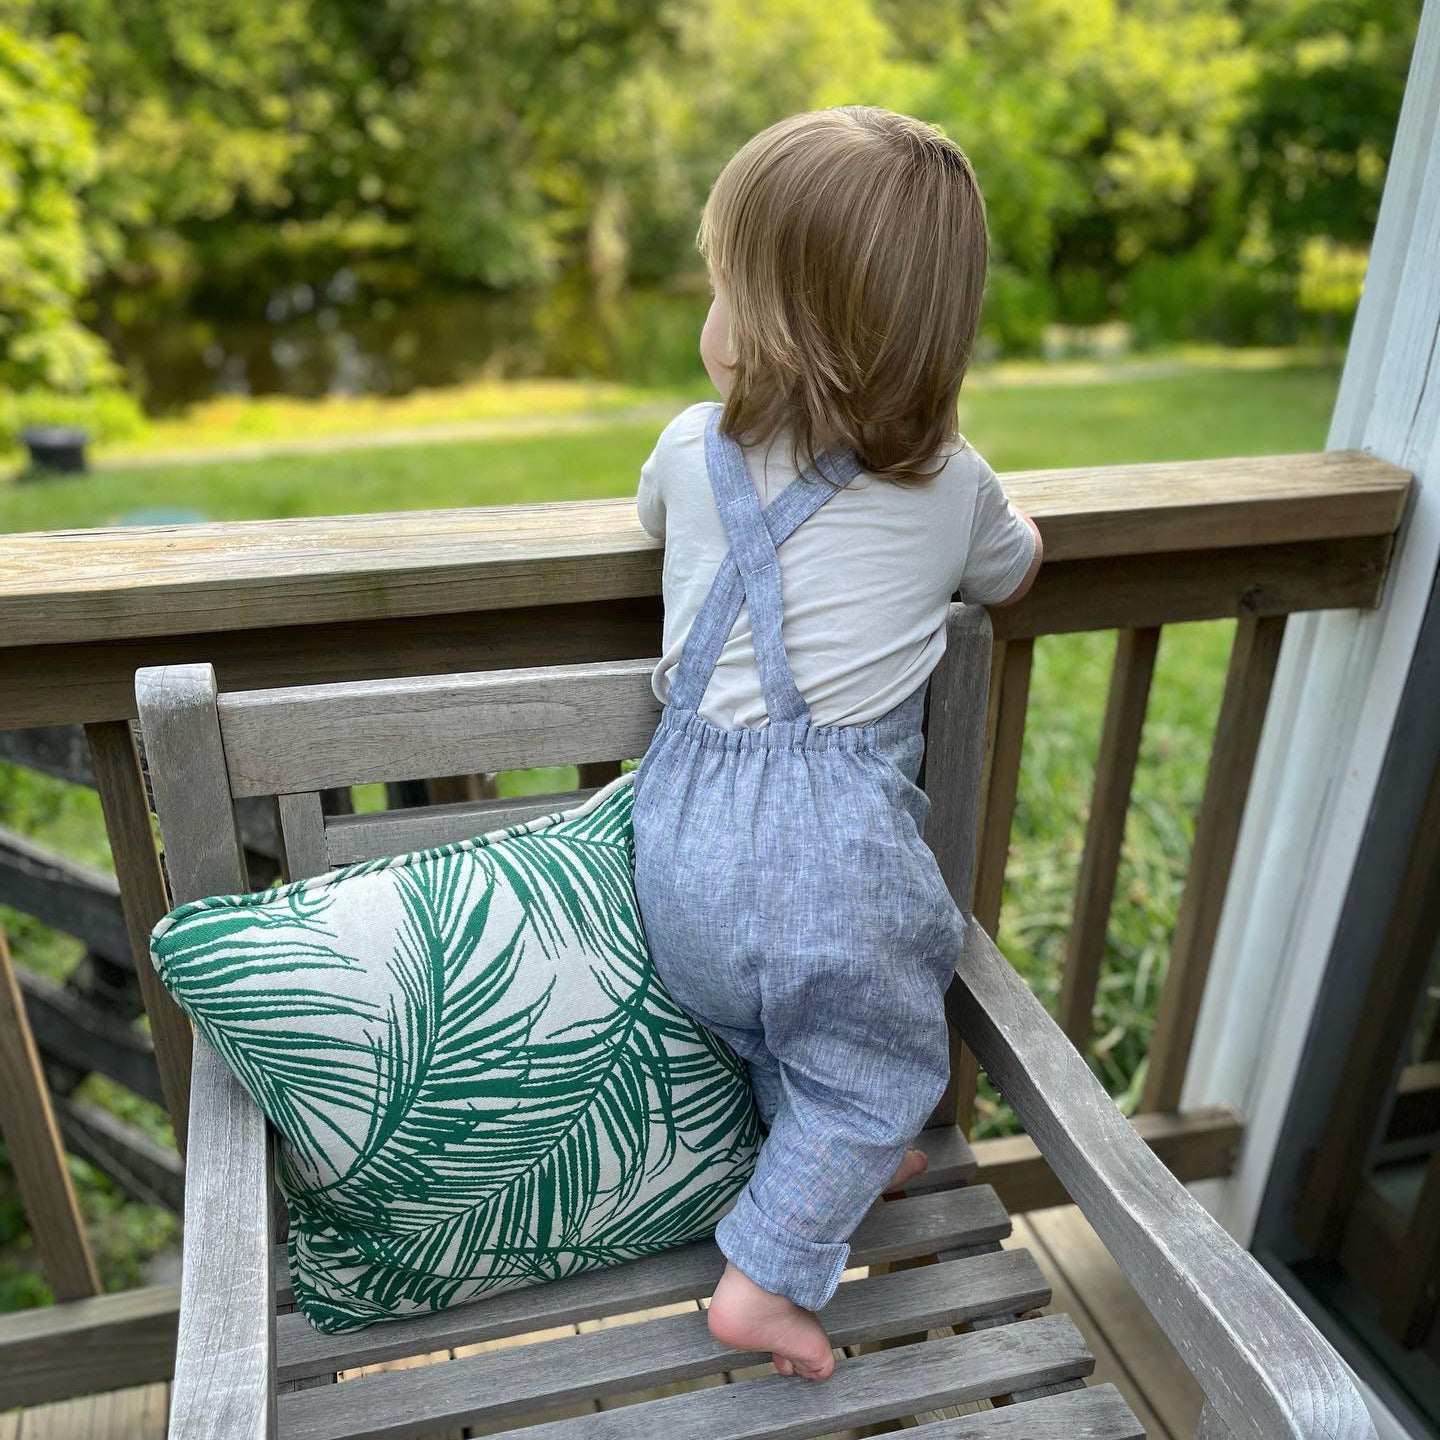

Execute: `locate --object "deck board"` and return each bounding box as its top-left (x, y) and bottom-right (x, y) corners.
top-left (1008, 1216), bottom-right (1173, 1439)
top-left (0, 451), bottom-right (1409, 651)
top-left (1022, 1206), bottom-right (1204, 1437)
top-left (12, 1381), bottom-right (168, 1440)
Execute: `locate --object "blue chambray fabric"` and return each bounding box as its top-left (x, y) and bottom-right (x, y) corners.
top-left (632, 409), bottom-right (966, 1311)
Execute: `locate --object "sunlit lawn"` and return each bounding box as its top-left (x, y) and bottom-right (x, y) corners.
top-left (0, 360), bottom-right (1339, 532)
top-left (0, 354), bottom-right (1340, 1303)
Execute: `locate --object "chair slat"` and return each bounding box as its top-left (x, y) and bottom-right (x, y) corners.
top-left (910, 1120), bottom-right (978, 1188)
top-left (218, 662), bottom-right (660, 798)
top-left (893, 1383), bottom-right (1142, 1439)
top-left (277, 1180), bottom-right (1001, 1381)
top-left (276, 792), bottom-right (329, 880)
top-left (325, 790), bottom-right (601, 868)
top-left (433, 1315), bottom-right (1090, 1440)
top-left (278, 1250), bottom-right (1056, 1440)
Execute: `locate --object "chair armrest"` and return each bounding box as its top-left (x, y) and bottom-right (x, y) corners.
top-left (949, 922), bottom-right (1374, 1440)
top-left (168, 1039), bottom-right (276, 1440)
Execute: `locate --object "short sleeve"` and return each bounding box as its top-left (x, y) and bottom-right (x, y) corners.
top-left (959, 461), bottom-right (1036, 605)
top-left (636, 445), bottom-right (666, 539)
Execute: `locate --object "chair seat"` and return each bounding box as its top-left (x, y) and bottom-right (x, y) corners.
top-left (266, 1129), bottom-right (1145, 1440)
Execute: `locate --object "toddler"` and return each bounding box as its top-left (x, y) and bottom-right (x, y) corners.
top-left (630, 107), bottom-right (1042, 1381)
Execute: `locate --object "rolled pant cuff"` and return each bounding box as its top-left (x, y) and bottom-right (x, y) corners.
top-left (715, 1185), bottom-right (849, 1312)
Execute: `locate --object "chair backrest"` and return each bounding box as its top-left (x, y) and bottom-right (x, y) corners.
top-left (138, 604), bottom-right (993, 907)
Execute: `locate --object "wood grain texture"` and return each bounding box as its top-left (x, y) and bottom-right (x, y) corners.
top-left (1027, 1205), bottom-right (1204, 1436)
top-left (277, 1182), bottom-right (1003, 1382)
top-left (1141, 616), bottom-right (1287, 1112)
top-left (281, 1263), bottom-right (1065, 1440)
top-left (136, 664), bottom-right (277, 1440)
top-left (275, 792), bottom-right (330, 880)
top-left (84, 720), bottom-right (194, 1149)
top-left (0, 535), bottom-right (1394, 732)
top-left (950, 922), bottom-right (1376, 1440)
top-left (218, 660), bottom-right (661, 797)
top-left (973, 1106), bottom-right (1241, 1215)
top-left (925, 607), bottom-right (993, 916)
top-left (463, 1315), bottom-right (1092, 1440)
top-left (1058, 628), bottom-right (1160, 1049)
top-left (872, 1384), bottom-right (1142, 1438)
top-left (920, 606), bottom-right (993, 1133)
top-left (1007, 1215), bottom-right (1169, 1438)
top-left (0, 925), bottom-right (101, 1302)
top-left (0, 452), bottom-right (1407, 651)
top-left (14, 1386), bottom-right (162, 1440)
top-left (0, 1283), bottom-right (178, 1410)
top-left (0, 598), bottom-right (663, 732)
top-left (987, 534), bottom-right (1390, 642)
top-left (13, 1382), bottom-right (170, 1440)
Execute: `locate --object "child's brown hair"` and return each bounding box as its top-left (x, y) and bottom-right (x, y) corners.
top-left (700, 106), bottom-right (987, 484)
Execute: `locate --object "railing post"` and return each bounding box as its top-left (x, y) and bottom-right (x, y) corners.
top-left (1142, 614), bottom-right (1286, 1113)
top-left (0, 923), bottom-right (101, 1302)
top-left (1059, 626), bottom-right (1161, 1049)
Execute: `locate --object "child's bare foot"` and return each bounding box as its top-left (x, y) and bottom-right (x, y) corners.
top-left (885, 1147), bottom-right (928, 1194)
top-left (707, 1262), bottom-right (836, 1380)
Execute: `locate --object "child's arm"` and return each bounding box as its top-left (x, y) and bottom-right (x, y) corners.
top-left (958, 463), bottom-right (1041, 608)
top-left (994, 513), bottom-right (1042, 606)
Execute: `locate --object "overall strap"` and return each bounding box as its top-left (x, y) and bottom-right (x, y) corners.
top-left (666, 408), bottom-right (861, 721)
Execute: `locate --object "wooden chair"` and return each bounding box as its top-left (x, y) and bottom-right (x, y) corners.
top-left (135, 606), bottom-right (1373, 1440)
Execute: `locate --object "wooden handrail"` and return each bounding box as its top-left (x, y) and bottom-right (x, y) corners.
top-left (0, 450), bottom-right (1409, 651)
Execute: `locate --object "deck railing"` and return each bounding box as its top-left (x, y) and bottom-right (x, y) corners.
top-left (0, 444), bottom-right (1412, 1407)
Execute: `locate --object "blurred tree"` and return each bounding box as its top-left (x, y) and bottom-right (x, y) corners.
top-left (43, 0), bottom-right (318, 287)
top-left (0, 0), bottom-right (1423, 391)
top-left (1239, 0), bottom-right (1417, 261)
top-left (0, 7), bottom-right (115, 391)
top-left (917, 0), bottom-right (1256, 332)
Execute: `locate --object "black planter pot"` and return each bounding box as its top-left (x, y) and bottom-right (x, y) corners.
top-left (20, 426), bottom-right (90, 476)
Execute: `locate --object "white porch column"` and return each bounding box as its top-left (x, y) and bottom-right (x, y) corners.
top-left (1181, 0), bottom-right (1440, 1243)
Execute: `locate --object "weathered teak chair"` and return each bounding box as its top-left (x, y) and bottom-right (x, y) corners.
top-left (136, 606), bottom-right (1372, 1440)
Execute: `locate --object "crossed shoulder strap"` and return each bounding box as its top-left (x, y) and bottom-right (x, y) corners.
top-left (665, 408), bottom-right (861, 723)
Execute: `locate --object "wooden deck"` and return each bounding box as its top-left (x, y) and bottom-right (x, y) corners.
top-left (0, 1203), bottom-right (1204, 1440)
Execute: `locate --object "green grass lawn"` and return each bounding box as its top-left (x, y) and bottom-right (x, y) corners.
top-left (0, 360), bottom-right (1339, 532)
top-left (0, 353), bottom-right (1341, 1303)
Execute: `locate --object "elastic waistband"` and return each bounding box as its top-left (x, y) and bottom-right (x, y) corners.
top-left (657, 684), bottom-right (927, 755)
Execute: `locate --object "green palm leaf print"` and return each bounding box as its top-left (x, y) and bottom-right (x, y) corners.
top-left (151, 776), bottom-right (759, 1333)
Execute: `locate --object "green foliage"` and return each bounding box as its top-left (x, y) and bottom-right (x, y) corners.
top-left (0, 0), bottom-right (1418, 391)
top-left (0, 13), bottom-right (116, 392)
top-left (0, 385), bottom-right (146, 449)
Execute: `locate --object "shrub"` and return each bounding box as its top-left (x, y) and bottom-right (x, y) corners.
top-left (0, 388), bottom-right (148, 453)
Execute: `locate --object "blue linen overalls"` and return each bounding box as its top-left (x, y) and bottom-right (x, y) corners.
top-left (632, 410), bottom-right (967, 1313)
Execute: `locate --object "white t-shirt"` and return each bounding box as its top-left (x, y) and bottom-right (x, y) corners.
top-left (637, 401), bottom-right (1036, 729)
